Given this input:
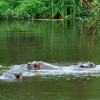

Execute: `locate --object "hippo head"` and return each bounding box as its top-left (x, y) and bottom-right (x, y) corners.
top-left (88, 63), bottom-right (96, 68)
top-left (14, 72), bottom-right (22, 79)
top-left (27, 61), bottom-right (40, 70)
top-left (77, 62), bottom-right (96, 68)
top-left (0, 72), bottom-right (22, 81)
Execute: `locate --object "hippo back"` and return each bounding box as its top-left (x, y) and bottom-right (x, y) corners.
top-left (38, 61), bottom-right (60, 70)
top-left (0, 72), bottom-right (16, 81)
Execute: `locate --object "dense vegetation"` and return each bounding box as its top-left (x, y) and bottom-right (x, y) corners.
top-left (86, 0), bottom-right (100, 33)
top-left (0, 0), bottom-right (99, 20)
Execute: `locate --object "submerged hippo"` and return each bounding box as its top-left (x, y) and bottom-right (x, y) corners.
top-left (76, 62), bottom-right (96, 68)
top-left (0, 72), bottom-right (22, 81)
top-left (27, 61), bottom-right (60, 70)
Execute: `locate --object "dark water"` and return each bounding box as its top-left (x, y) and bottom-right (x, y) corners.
top-left (0, 20), bottom-right (100, 100)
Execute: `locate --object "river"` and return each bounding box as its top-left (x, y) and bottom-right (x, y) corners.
top-left (0, 20), bottom-right (100, 100)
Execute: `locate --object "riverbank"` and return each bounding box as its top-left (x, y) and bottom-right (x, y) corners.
top-left (0, 0), bottom-right (97, 20)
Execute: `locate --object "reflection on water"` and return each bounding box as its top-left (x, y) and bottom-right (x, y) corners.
top-left (0, 20), bottom-right (100, 100)
top-left (0, 20), bottom-right (100, 66)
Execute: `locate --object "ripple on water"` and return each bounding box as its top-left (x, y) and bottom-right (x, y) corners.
top-left (1, 64), bottom-right (100, 82)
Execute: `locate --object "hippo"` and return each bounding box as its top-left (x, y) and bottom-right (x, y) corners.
top-left (27, 61), bottom-right (38, 70)
top-left (0, 72), bottom-right (22, 81)
top-left (27, 61), bottom-right (60, 70)
top-left (76, 62), bottom-right (96, 68)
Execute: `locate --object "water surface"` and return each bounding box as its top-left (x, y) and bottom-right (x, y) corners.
top-left (0, 20), bottom-right (100, 100)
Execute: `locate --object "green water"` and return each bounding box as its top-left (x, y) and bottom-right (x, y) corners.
top-left (0, 20), bottom-right (100, 100)
top-left (1, 77), bottom-right (100, 100)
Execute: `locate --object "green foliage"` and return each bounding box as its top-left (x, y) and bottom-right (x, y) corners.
top-left (0, 0), bottom-right (99, 20)
top-left (4, 0), bottom-right (20, 8)
top-left (0, 1), bottom-right (11, 19)
top-left (15, 0), bottom-right (44, 19)
top-left (84, 0), bottom-right (100, 34)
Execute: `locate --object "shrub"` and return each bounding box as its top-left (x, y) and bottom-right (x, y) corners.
top-left (15, 0), bottom-right (46, 19)
top-left (0, 1), bottom-right (10, 19)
